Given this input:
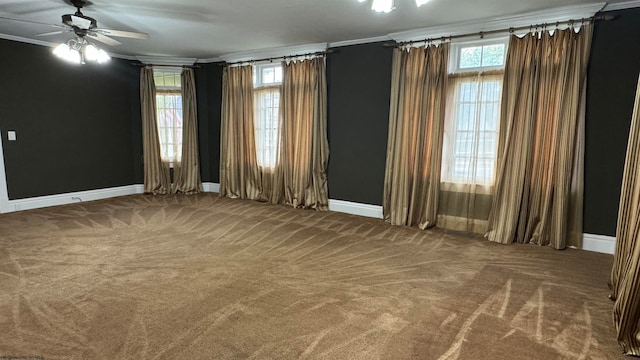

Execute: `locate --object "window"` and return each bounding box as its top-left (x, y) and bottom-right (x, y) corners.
top-left (442, 39), bottom-right (507, 185)
top-left (154, 71), bottom-right (183, 166)
top-left (253, 63), bottom-right (282, 168)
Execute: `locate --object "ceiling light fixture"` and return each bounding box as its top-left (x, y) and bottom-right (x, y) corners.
top-left (358, 0), bottom-right (431, 13)
top-left (53, 37), bottom-right (111, 65)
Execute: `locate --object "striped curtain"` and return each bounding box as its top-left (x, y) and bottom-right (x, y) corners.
top-left (485, 26), bottom-right (592, 249)
top-left (140, 66), bottom-right (171, 194)
top-left (611, 74), bottom-right (640, 356)
top-left (383, 44), bottom-right (449, 229)
top-left (173, 68), bottom-right (203, 194)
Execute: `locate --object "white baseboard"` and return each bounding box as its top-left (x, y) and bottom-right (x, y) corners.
top-left (0, 182), bottom-right (618, 256)
top-left (328, 199), bottom-right (383, 219)
top-left (4, 185), bottom-right (144, 213)
top-left (582, 233), bottom-right (616, 255)
top-left (202, 182), bottom-right (220, 193)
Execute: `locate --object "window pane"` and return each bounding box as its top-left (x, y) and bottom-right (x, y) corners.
top-left (274, 66), bottom-right (283, 83)
top-left (154, 93), bottom-right (183, 164)
top-left (444, 77), bottom-right (502, 184)
top-left (481, 44), bottom-right (505, 67)
top-left (459, 46), bottom-right (481, 69)
top-left (154, 74), bottom-right (164, 87)
top-left (254, 88), bottom-right (280, 168)
top-left (263, 67), bottom-right (275, 84)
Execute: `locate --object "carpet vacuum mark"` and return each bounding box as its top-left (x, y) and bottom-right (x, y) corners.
top-left (0, 194), bottom-right (624, 359)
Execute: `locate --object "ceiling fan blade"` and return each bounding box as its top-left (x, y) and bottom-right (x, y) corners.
top-left (0, 16), bottom-right (67, 29)
top-left (96, 29), bottom-right (150, 40)
top-left (87, 33), bottom-right (121, 46)
top-left (35, 30), bottom-right (70, 37)
top-left (70, 14), bottom-right (92, 29)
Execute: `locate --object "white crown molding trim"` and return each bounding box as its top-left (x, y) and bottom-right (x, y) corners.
top-left (328, 199), bottom-right (383, 219)
top-left (4, 185), bottom-right (144, 213)
top-left (0, 32), bottom-right (139, 61)
top-left (136, 56), bottom-right (197, 66)
top-left (582, 233), bottom-right (616, 254)
top-left (220, 43), bottom-right (328, 63)
top-left (196, 57), bottom-right (224, 64)
top-left (603, 0), bottom-right (640, 11)
top-left (329, 35), bottom-right (393, 48)
top-left (0, 32), bottom-right (56, 48)
top-left (202, 182), bottom-right (220, 193)
top-left (389, 2), bottom-right (606, 42)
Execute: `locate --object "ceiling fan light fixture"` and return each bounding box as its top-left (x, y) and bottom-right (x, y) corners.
top-left (371, 0), bottom-right (394, 13)
top-left (53, 42), bottom-right (81, 64)
top-left (53, 37), bottom-right (110, 65)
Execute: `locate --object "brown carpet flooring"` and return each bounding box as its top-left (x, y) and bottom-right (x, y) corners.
top-left (0, 193), bottom-right (625, 359)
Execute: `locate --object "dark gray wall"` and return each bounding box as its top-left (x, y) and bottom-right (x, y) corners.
top-left (327, 42), bottom-right (393, 205)
top-left (195, 63), bottom-right (223, 183)
top-left (0, 39), bottom-right (141, 200)
top-left (584, 8), bottom-right (640, 236)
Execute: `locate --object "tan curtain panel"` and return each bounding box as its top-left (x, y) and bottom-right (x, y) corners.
top-left (173, 68), bottom-right (202, 194)
top-left (383, 44), bottom-right (449, 229)
top-left (611, 74), bottom-right (640, 356)
top-left (277, 57), bottom-right (329, 210)
top-left (220, 65), bottom-right (262, 200)
top-left (485, 26), bottom-right (592, 249)
top-left (140, 66), bottom-right (171, 194)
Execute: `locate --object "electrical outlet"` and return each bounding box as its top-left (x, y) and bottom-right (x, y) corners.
top-left (7, 131), bottom-right (16, 141)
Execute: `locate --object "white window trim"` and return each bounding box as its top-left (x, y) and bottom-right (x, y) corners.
top-left (253, 62), bottom-right (283, 89)
top-left (448, 37), bottom-right (509, 74)
top-left (153, 69), bottom-right (183, 168)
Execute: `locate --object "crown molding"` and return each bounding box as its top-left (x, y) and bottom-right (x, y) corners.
top-left (603, 0), bottom-right (640, 11)
top-left (389, 2), bottom-right (606, 42)
top-left (220, 43), bottom-right (328, 63)
top-left (329, 35), bottom-right (393, 48)
top-left (0, 32), bottom-right (141, 61)
top-left (196, 57), bottom-right (224, 64)
top-left (135, 56), bottom-right (197, 65)
top-left (0, 32), bottom-right (55, 48)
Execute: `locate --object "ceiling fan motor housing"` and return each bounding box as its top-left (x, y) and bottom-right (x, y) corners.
top-left (62, 14), bottom-right (97, 29)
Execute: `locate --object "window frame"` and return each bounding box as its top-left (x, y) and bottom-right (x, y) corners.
top-left (253, 63), bottom-right (283, 88)
top-left (448, 37), bottom-right (509, 74)
top-left (252, 62), bottom-right (283, 169)
top-left (441, 37), bottom-right (508, 187)
top-left (153, 69), bottom-right (183, 168)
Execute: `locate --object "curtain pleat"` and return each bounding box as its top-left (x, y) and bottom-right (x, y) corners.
top-left (485, 26), bottom-right (592, 249)
top-left (383, 44), bottom-right (449, 229)
top-left (220, 65), bottom-right (262, 199)
top-left (611, 74), bottom-right (640, 356)
top-left (277, 58), bottom-right (329, 210)
top-left (140, 67), bottom-right (171, 194)
top-left (173, 68), bottom-right (203, 194)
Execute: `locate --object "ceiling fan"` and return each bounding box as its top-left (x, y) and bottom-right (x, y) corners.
top-left (33, 0), bottom-right (150, 47)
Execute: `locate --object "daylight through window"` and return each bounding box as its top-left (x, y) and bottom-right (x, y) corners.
top-left (442, 40), bottom-right (507, 185)
top-left (154, 71), bottom-right (183, 166)
top-left (253, 64), bottom-right (282, 168)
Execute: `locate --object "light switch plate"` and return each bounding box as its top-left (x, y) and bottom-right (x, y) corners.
top-left (7, 131), bottom-right (16, 141)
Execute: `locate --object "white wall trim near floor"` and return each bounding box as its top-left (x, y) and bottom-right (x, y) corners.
top-left (328, 199), bottom-right (383, 219)
top-left (0, 133), bottom-right (10, 214)
top-left (3, 185), bottom-right (145, 213)
top-left (582, 233), bottom-right (616, 255)
top-left (202, 182), bottom-right (220, 193)
top-left (0, 180), bottom-right (617, 255)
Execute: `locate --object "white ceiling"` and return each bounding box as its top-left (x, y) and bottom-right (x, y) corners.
top-left (0, 0), bottom-right (630, 61)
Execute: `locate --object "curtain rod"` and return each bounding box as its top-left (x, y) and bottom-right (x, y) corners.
top-left (385, 14), bottom-right (614, 48)
top-left (221, 49), bottom-right (334, 67)
top-left (132, 63), bottom-right (201, 69)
